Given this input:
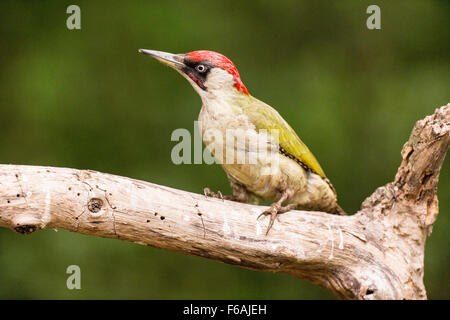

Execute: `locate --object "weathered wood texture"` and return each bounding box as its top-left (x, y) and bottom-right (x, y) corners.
top-left (0, 104), bottom-right (448, 299)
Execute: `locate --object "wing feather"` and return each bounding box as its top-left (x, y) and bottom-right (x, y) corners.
top-left (241, 96), bottom-right (326, 177)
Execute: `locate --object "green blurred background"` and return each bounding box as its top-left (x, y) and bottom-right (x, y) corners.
top-left (0, 0), bottom-right (448, 299)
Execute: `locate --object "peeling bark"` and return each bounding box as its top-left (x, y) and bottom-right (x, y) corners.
top-left (0, 104), bottom-right (448, 299)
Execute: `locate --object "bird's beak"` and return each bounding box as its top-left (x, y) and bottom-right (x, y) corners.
top-left (138, 49), bottom-right (185, 69)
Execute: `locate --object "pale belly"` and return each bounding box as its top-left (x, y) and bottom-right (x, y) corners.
top-left (222, 155), bottom-right (337, 211)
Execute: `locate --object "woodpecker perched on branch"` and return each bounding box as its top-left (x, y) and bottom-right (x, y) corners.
top-left (139, 49), bottom-right (345, 234)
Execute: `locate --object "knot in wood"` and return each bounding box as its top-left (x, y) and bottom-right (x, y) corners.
top-left (88, 198), bottom-right (103, 213)
top-left (14, 225), bottom-right (38, 235)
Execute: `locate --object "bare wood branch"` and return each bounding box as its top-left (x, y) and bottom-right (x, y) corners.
top-left (0, 104), bottom-right (448, 300)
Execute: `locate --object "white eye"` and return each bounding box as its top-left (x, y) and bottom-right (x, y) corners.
top-left (196, 64), bottom-right (206, 73)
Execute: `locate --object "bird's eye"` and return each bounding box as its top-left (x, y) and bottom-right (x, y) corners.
top-left (196, 64), bottom-right (207, 73)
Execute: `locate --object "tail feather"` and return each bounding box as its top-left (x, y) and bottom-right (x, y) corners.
top-left (323, 177), bottom-right (346, 215)
top-left (332, 203), bottom-right (347, 215)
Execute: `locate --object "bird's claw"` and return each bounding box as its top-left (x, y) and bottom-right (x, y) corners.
top-left (257, 203), bottom-right (296, 235)
top-left (203, 187), bottom-right (224, 201)
top-left (257, 206), bottom-right (279, 236)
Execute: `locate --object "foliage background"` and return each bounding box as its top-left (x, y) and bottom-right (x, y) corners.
top-left (0, 0), bottom-right (448, 299)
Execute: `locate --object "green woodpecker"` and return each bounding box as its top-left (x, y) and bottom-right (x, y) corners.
top-left (139, 49), bottom-right (345, 234)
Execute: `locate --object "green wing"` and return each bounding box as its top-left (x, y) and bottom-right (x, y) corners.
top-left (241, 96), bottom-right (326, 178)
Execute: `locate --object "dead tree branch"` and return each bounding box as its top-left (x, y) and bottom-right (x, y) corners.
top-left (0, 104), bottom-right (448, 299)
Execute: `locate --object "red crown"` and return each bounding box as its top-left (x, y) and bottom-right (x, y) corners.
top-left (187, 50), bottom-right (249, 95)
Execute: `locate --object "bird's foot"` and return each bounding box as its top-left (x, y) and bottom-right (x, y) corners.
top-left (204, 187), bottom-right (223, 200)
top-left (204, 187), bottom-right (235, 201)
top-left (257, 203), bottom-right (296, 235)
top-left (204, 187), bottom-right (252, 204)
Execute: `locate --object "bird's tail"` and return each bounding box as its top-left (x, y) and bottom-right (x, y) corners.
top-left (322, 177), bottom-right (346, 215)
top-left (332, 203), bottom-right (347, 215)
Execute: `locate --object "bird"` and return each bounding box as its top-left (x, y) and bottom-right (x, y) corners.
top-left (139, 49), bottom-right (345, 234)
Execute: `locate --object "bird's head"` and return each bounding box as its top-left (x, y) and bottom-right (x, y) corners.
top-left (139, 49), bottom-right (249, 98)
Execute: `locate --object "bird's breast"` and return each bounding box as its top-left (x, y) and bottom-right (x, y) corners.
top-left (198, 100), bottom-right (282, 195)
top-left (198, 101), bottom-right (257, 148)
